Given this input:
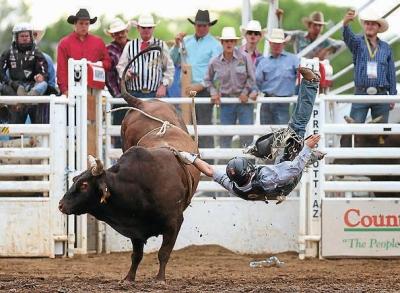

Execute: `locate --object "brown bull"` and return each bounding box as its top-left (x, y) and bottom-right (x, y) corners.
top-left (59, 46), bottom-right (200, 284)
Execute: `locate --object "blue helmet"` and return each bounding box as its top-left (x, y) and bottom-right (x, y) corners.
top-left (226, 157), bottom-right (255, 186)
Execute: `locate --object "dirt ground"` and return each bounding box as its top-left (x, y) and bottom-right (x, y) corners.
top-left (1, 245), bottom-right (399, 293)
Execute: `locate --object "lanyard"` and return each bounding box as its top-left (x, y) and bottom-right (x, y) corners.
top-left (364, 35), bottom-right (378, 60)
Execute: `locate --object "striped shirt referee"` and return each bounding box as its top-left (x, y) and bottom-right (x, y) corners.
top-left (117, 37), bottom-right (174, 96)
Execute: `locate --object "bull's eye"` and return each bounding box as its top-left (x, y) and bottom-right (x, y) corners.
top-left (80, 182), bottom-right (89, 192)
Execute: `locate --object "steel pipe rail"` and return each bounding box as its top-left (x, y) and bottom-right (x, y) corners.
top-left (0, 148), bottom-right (50, 159)
top-left (322, 123), bottom-right (400, 134)
top-left (324, 147), bottom-right (400, 159)
top-left (323, 181), bottom-right (400, 192)
top-left (0, 164), bottom-right (50, 176)
top-left (0, 124), bottom-right (51, 135)
top-left (0, 95), bottom-right (68, 104)
top-left (0, 181), bottom-right (50, 192)
top-left (324, 165), bottom-right (400, 175)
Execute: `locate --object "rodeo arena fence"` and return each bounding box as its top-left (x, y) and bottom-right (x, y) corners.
top-left (0, 58), bottom-right (399, 260)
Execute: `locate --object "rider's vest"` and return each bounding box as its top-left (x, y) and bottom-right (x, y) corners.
top-left (232, 167), bottom-right (302, 201)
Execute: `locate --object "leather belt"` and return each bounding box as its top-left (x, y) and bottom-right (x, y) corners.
top-left (356, 86), bottom-right (388, 95)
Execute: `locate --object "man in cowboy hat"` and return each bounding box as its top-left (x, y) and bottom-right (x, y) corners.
top-left (256, 28), bottom-right (299, 126)
top-left (283, 10), bottom-right (344, 60)
top-left (170, 9), bottom-right (222, 149)
top-left (105, 18), bottom-right (131, 148)
top-left (204, 27), bottom-right (257, 149)
top-left (342, 10), bottom-right (396, 123)
top-left (240, 20), bottom-right (264, 65)
top-left (117, 14), bottom-right (174, 98)
top-left (57, 8), bottom-right (111, 96)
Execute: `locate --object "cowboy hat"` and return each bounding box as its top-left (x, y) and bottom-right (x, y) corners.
top-left (240, 20), bottom-right (266, 35)
top-left (67, 8), bottom-right (97, 25)
top-left (302, 11), bottom-right (327, 27)
top-left (32, 23), bottom-right (46, 43)
top-left (104, 18), bottom-right (130, 35)
top-left (131, 14), bottom-right (158, 28)
top-left (266, 28), bottom-right (291, 43)
top-left (219, 27), bottom-right (240, 40)
top-left (359, 11), bottom-right (388, 33)
top-left (188, 10), bottom-right (218, 26)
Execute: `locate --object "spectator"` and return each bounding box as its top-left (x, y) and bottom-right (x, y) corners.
top-left (284, 10), bottom-right (344, 60)
top-left (32, 24), bottom-right (58, 124)
top-left (57, 9), bottom-right (111, 96)
top-left (343, 10), bottom-right (396, 123)
top-left (240, 20), bottom-right (264, 65)
top-left (0, 23), bottom-right (48, 124)
top-left (117, 14), bottom-right (174, 98)
top-left (256, 28), bottom-right (299, 125)
top-left (104, 18), bottom-right (130, 148)
top-left (171, 9), bottom-right (222, 148)
top-left (204, 27), bottom-right (257, 148)
top-left (32, 24), bottom-right (58, 95)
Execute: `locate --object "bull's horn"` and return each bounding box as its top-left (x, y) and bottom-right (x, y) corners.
top-left (344, 116), bottom-right (355, 123)
top-left (369, 115), bottom-right (384, 124)
top-left (87, 155), bottom-right (104, 176)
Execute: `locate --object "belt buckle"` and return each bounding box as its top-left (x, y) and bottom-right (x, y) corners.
top-left (366, 87), bottom-right (377, 95)
top-left (141, 89), bottom-right (151, 94)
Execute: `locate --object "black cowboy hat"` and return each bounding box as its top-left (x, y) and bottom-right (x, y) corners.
top-left (67, 8), bottom-right (97, 25)
top-left (188, 10), bottom-right (218, 26)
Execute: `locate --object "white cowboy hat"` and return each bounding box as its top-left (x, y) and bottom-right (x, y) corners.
top-left (104, 18), bottom-right (130, 35)
top-left (132, 14), bottom-right (158, 28)
top-left (240, 20), bottom-right (266, 35)
top-left (266, 28), bottom-right (291, 43)
top-left (219, 27), bottom-right (240, 40)
top-left (359, 11), bottom-right (388, 33)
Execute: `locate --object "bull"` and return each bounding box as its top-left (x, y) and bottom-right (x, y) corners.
top-left (335, 116), bottom-right (400, 197)
top-left (59, 46), bottom-right (200, 283)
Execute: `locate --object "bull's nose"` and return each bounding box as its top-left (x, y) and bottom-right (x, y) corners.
top-left (58, 201), bottom-right (64, 212)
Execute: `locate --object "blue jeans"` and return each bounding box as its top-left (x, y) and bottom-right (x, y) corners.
top-left (260, 102), bottom-right (290, 125)
top-left (288, 79), bottom-right (318, 138)
top-left (129, 90), bottom-right (156, 98)
top-left (22, 81), bottom-right (48, 95)
top-left (220, 103), bottom-right (254, 148)
top-left (350, 88), bottom-right (390, 123)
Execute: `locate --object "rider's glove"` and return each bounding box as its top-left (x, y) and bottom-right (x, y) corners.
top-left (179, 151), bottom-right (199, 164)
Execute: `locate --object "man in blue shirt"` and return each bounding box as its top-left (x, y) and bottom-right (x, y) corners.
top-left (256, 28), bottom-right (299, 125)
top-left (180, 67), bottom-right (324, 202)
top-left (343, 10), bottom-right (397, 123)
top-left (170, 10), bottom-right (222, 148)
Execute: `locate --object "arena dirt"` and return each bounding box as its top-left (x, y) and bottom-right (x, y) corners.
top-left (1, 245), bottom-right (399, 292)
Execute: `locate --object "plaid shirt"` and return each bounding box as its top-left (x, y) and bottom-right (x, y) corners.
top-left (343, 25), bottom-right (397, 95)
top-left (106, 41), bottom-right (127, 97)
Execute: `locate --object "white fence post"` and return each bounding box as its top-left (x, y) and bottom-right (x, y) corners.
top-left (68, 58), bottom-right (88, 255)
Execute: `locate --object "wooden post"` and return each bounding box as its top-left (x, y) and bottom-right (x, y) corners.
top-left (180, 63), bottom-right (192, 124)
top-left (87, 88), bottom-right (97, 156)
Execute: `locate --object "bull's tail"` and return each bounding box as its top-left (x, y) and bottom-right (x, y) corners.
top-left (120, 45), bottom-right (163, 108)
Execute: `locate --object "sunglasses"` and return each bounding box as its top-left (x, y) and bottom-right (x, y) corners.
top-left (222, 39), bottom-right (237, 43)
top-left (139, 26), bottom-right (153, 30)
top-left (247, 31), bottom-right (261, 36)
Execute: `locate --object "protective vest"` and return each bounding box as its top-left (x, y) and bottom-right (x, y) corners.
top-left (232, 167), bottom-right (302, 201)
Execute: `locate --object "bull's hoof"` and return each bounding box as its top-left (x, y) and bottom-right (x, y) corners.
top-left (154, 276), bottom-right (166, 285)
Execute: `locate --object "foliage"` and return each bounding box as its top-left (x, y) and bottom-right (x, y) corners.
top-left (1, 0), bottom-right (398, 91)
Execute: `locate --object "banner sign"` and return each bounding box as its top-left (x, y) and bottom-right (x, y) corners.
top-left (322, 198), bottom-right (400, 257)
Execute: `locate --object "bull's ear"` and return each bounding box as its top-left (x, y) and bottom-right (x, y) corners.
top-left (98, 181), bottom-right (111, 204)
top-left (72, 176), bottom-right (78, 183)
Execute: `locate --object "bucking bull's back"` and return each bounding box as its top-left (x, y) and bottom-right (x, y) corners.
top-left (120, 99), bottom-right (200, 201)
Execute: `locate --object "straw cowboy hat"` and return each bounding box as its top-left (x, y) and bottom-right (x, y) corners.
top-left (267, 28), bottom-right (291, 43)
top-left (359, 11), bottom-right (388, 33)
top-left (131, 14), bottom-right (158, 27)
top-left (240, 20), bottom-right (266, 35)
top-left (219, 27), bottom-right (240, 40)
top-left (67, 8), bottom-right (97, 25)
top-left (104, 18), bottom-right (130, 35)
top-left (188, 10), bottom-right (218, 26)
top-left (302, 11), bottom-right (327, 27)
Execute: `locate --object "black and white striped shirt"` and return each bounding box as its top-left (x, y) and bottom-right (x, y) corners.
top-left (117, 37), bottom-right (174, 92)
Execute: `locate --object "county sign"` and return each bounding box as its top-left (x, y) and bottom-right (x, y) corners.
top-left (322, 198), bottom-right (400, 257)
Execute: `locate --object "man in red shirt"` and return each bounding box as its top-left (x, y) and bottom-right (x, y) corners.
top-left (57, 9), bottom-right (111, 95)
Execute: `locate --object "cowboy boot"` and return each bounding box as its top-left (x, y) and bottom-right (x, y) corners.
top-left (298, 67), bottom-right (320, 82)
